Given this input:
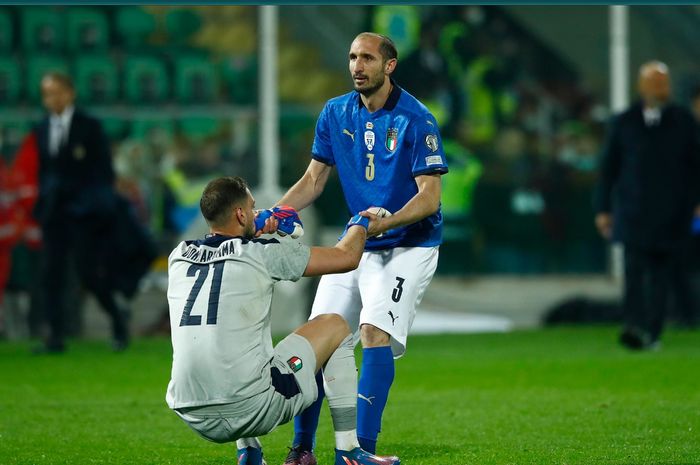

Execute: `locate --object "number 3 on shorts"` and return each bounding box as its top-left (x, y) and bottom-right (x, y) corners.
top-left (392, 276), bottom-right (405, 303)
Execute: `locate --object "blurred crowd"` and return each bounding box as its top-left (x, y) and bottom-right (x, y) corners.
top-left (2, 5), bottom-right (700, 340)
top-left (373, 5), bottom-right (609, 274)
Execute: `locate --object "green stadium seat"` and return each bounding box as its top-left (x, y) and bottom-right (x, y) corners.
top-left (130, 117), bottom-right (175, 141)
top-left (124, 55), bottom-right (169, 103)
top-left (74, 55), bottom-right (118, 103)
top-left (174, 55), bottom-right (219, 103)
top-left (220, 55), bottom-right (257, 105)
top-left (115, 7), bottom-right (156, 49)
top-left (101, 117), bottom-right (128, 140)
top-left (165, 9), bottom-right (202, 44)
top-left (26, 55), bottom-right (68, 103)
top-left (21, 7), bottom-right (64, 52)
top-left (0, 57), bottom-right (21, 103)
top-left (179, 116), bottom-right (221, 142)
top-left (66, 7), bottom-right (109, 52)
top-left (0, 9), bottom-right (13, 51)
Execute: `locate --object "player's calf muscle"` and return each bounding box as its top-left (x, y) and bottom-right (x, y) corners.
top-left (360, 324), bottom-right (391, 347)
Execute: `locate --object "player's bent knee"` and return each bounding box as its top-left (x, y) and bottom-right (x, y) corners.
top-left (311, 313), bottom-right (350, 335)
top-left (360, 323), bottom-right (391, 347)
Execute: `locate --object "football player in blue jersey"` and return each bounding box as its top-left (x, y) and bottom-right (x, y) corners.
top-left (272, 32), bottom-right (449, 465)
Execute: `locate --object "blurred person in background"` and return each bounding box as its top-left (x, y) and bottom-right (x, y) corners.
top-left (667, 84), bottom-right (700, 328)
top-left (32, 72), bottom-right (130, 353)
top-left (273, 32), bottom-right (448, 464)
top-left (0, 133), bottom-right (42, 339)
top-left (691, 86), bottom-right (700, 123)
top-left (594, 61), bottom-right (700, 350)
top-left (0, 147), bottom-right (15, 337)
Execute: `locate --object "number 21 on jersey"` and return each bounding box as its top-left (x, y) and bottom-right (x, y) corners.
top-left (180, 262), bottom-right (224, 326)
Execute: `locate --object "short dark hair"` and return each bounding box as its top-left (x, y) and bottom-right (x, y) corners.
top-left (200, 176), bottom-right (249, 226)
top-left (42, 71), bottom-right (75, 92)
top-left (356, 32), bottom-right (398, 62)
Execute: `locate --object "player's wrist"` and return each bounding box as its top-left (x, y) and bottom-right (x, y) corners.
top-left (338, 214), bottom-right (369, 241)
top-left (346, 213), bottom-right (370, 230)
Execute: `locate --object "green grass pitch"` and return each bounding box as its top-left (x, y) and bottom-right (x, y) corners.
top-left (1, 327), bottom-right (698, 465)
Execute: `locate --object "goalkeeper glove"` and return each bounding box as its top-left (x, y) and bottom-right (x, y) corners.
top-left (255, 205), bottom-right (304, 238)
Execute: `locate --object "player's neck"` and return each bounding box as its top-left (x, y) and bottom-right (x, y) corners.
top-left (209, 225), bottom-right (242, 238)
top-left (361, 80), bottom-right (392, 113)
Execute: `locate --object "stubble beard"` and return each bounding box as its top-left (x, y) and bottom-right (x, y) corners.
top-left (244, 222), bottom-right (256, 239)
top-left (354, 74), bottom-right (385, 97)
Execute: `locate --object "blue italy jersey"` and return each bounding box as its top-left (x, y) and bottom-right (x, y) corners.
top-left (311, 82), bottom-right (449, 250)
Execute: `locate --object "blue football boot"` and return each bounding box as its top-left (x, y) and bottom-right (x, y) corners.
top-left (237, 446), bottom-right (267, 465)
top-left (334, 447), bottom-right (400, 465)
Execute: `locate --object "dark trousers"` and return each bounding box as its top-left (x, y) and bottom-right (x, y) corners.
top-left (623, 244), bottom-right (687, 342)
top-left (41, 214), bottom-right (127, 347)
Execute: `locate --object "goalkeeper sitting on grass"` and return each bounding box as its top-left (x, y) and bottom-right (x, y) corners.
top-left (165, 176), bottom-right (400, 465)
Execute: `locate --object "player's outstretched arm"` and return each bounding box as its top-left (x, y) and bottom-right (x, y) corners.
top-left (277, 159), bottom-right (332, 211)
top-left (362, 173), bottom-right (442, 237)
top-left (303, 215), bottom-right (370, 277)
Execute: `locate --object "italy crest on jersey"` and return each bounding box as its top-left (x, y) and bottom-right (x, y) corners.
top-left (386, 128), bottom-right (398, 152)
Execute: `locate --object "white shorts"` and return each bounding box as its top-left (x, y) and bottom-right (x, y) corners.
top-left (310, 246), bottom-right (439, 358)
top-left (174, 333), bottom-right (318, 443)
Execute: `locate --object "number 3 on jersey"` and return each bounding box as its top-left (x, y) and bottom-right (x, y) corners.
top-left (180, 262), bottom-right (224, 326)
top-left (365, 153), bottom-right (375, 181)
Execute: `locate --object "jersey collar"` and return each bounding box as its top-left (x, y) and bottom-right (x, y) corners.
top-left (186, 233), bottom-right (237, 247)
top-left (186, 233), bottom-right (280, 247)
top-left (357, 79), bottom-right (402, 111)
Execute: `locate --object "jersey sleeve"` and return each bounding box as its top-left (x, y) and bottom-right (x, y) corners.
top-left (409, 113), bottom-right (449, 177)
top-left (260, 238), bottom-right (311, 282)
top-left (311, 103), bottom-right (335, 166)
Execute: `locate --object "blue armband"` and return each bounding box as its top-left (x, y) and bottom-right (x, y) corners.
top-left (338, 214), bottom-right (369, 241)
top-left (347, 214), bottom-right (369, 230)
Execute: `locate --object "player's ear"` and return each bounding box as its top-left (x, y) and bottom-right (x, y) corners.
top-left (234, 206), bottom-right (246, 226)
top-left (384, 58), bottom-right (397, 75)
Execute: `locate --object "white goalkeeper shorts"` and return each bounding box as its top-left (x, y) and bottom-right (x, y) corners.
top-left (310, 246), bottom-right (439, 358)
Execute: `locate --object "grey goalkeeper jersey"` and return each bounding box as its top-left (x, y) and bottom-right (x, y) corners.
top-left (165, 234), bottom-right (311, 409)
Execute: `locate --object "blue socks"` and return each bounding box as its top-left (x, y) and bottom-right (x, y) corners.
top-left (357, 346), bottom-right (394, 454)
top-left (292, 347), bottom-right (395, 454)
top-left (293, 370), bottom-right (325, 451)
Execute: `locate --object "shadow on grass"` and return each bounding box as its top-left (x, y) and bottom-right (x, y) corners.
top-left (380, 441), bottom-right (463, 461)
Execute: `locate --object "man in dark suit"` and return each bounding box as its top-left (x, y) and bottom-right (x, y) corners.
top-left (34, 72), bottom-right (129, 353)
top-left (594, 61), bottom-right (700, 350)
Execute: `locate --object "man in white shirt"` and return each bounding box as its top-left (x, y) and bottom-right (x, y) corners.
top-left (166, 176), bottom-right (400, 465)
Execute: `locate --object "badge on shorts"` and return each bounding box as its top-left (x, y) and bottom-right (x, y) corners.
top-left (287, 356), bottom-right (303, 372)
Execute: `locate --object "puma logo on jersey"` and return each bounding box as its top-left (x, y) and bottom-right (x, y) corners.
top-left (388, 310), bottom-right (399, 325)
top-left (342, 129), bottom-right (355, 141)
top-left (358, 393), bottom-right (375, 405)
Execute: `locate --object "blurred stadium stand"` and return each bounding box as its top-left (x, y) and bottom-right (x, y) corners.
top-left (66, 7), bottom-right (110, 52)
top-left (2, 5), bottom-right (700, 339)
